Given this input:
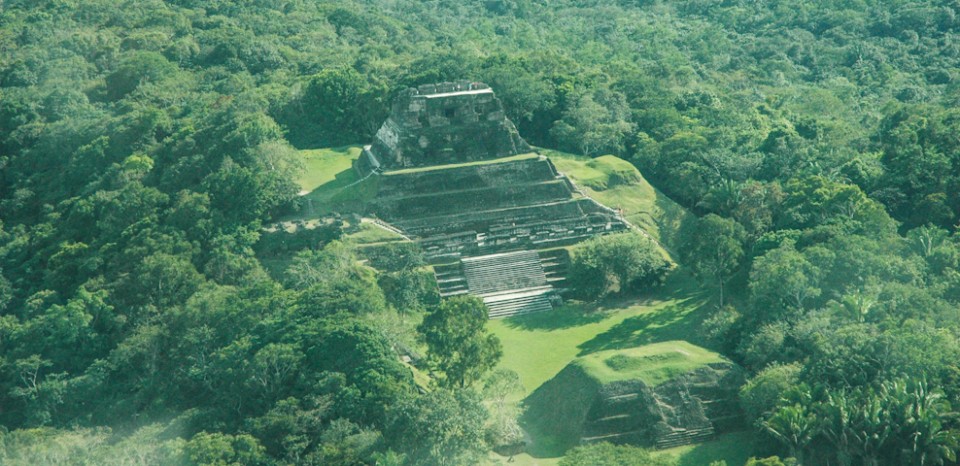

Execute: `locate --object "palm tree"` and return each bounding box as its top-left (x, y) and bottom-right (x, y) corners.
top-left (895, 380), bottom-right (960, 466)
top-left (818, 391), bottom-right (854, 466)
top-left (763, 403), bottom-right (817, 465)
top-left (849, 388), bottom-right (893, 466)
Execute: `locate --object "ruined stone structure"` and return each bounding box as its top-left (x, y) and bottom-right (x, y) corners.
top-left (364, 81), bottom-right (530, 170)
top-left (523, 342), bottom-right (746, 450)
top-left (357, 82), bottom-right (628, 317)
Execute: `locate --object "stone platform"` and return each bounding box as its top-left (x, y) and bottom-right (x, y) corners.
top-left (523, 342), bottom-right (746, 450)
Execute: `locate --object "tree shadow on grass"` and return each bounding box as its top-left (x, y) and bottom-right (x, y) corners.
top-left (302, 168), bottom-right (357, 205)
top-left (573, 267), bottom-right (715, 356)
top-left (576, 293), bottom-right (713, 356)
top-left (296, 167), bottom-right (379, 219)
top-left (500, 301), bottom-right (610, 331)
top-left (502, 268), bottom-right (707, 332)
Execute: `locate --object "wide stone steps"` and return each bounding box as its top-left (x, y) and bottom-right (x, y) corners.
top-left (466, 265), bottom-right (545, 295)
top-left (376, 178), bottom-right (566, 203)
top-left (431, 250), bottom-right (557, 318)
top-left (654, 426), bottom-right (715, 449)
top-left (436, 274), bottom-right (465, 283)
top-left (395, 198), bottom-right (590, 236)
top-left (539, 250), bottom-right (570, 287)
top-left (438, 282), bottom-right (468, 297)
top-left (433, 262), bottom-right (466, 296)
top-left (377, 157), bottom-right (557, 197)
top-left (483, 288), bottom-right (554, 318)
top-left (462, 250), bottom-right (547, 295)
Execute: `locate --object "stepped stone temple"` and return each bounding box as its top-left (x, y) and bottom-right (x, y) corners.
top-left (355, 81), bottom-right (629, 317)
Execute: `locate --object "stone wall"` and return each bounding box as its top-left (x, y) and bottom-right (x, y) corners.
top-left (368, 81), bottom-right (531, 168)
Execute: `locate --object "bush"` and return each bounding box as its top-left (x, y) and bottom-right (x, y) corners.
top-left (739, 362), bottom-right (802, 422)
top-left (568, 232), bottom-right (670, 300)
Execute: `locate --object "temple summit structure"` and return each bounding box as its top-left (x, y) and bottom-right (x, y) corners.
top-left (365, 81), bottom-right (531, 169)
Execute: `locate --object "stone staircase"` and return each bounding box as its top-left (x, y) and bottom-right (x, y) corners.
top-left (538, 249), bottom-right (569, 288)
top-left (654, 426), bottom-right (715, 449)
top-left (483, 287), bottom-right (555, 318)
top-left (374, 179), bottom-right (573, 221)
top-left (376, 157), bottom-right (557, 197)
top-left (434, 262), bottom-right (469, 297)
top-left (575, 385), bottom-right (721, 450)
top-left (432, 250), bottom-right (558, 318)
top-left (462, 250), bottom-right (547, 294)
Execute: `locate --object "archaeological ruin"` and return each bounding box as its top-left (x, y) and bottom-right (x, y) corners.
top-left (355, 81), bottom-right (628, 318)
top-left (522, 341), bottom-right (745, 449)
top-left (348, 83), bottom-right (736, 451)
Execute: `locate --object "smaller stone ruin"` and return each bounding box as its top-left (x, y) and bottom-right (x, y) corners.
top-left (522, 342), bottom-right (745, 450)
top-left (362, 81), bottom-right (531, 170)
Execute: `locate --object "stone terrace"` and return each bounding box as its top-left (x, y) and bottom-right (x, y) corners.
top-left (370, 156), bottom-right (626, 261)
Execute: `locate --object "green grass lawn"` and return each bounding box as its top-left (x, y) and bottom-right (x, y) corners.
top-left (488, 270), bottom-right (711, 399)
top-left (576, 340), bottom-right (727, 386)
top-left (296, 146), bottom-right (363, 192)
top-left (284, 145), bottom-right (378, 220)
top-left (542, 148), bottom-right (694, 251)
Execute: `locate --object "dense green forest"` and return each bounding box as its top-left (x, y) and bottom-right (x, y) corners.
top-left (3, 0), bottom-right (960, 464)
